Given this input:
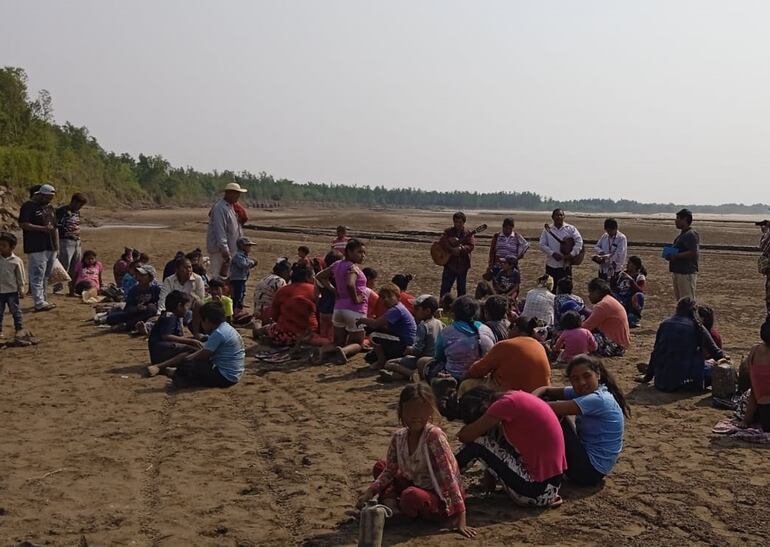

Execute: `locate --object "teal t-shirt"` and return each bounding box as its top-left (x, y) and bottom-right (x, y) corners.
top-left (204, 322), bottom-right (245, 382)
top-left (564, 385), bottom-right (624, 475)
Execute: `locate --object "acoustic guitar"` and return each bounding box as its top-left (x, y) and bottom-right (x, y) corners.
top-left (431, 224), bottom-right (488, 266)
top-left (544, 224), bottom-right (585, 266)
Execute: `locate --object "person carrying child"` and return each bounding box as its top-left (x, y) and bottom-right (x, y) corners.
top-left (381, 295), bottom-right (443, 381)
top-left (105, 264), bottom-right (160, 330)
top-left (72, 250), bottom-right (104, 296)
top-left (356, 384), bottom-right (475, 538)
top-left (553, 310), bottom-right (598, 364)
top-left (228, 237), bottom-right (257, 313)
top-left (456, 386), bottom-right (565, 507)
top-left (146, 291), bottom-right (203, 375)
top-left (0, 232), bottom-right (26, 341)
top-left (612, 256), bottom-right (647, 328)
top-left (357, 283), bottom-right (417, 370)
top-left (533, 355), bottom-right (630, 486)
top-left (159, 301), bottom-right (245, 389)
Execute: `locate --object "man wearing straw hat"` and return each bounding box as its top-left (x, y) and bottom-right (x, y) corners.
top-left (206, 182), bottom-right (247, 278)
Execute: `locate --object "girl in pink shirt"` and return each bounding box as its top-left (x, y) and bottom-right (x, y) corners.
top-left (554, 310), bottom-right (598, 363)
top-left (456, 386), bottom-right (565, 507)
top-left (73, 250), bottom-right (104, 295)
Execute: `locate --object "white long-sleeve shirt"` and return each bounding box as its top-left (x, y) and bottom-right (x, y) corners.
top-left (0, 253), bottom-right (25, 294)
top-left (539, 223), bottom-right (583, 268)
top-left (593, 231), bottom-right (628, 277)
top-left (206, 199), bottom-right (242, 255)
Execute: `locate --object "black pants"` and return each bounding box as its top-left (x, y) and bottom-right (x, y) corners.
top-left (758, 404), bottom-right (770, 433)
top-left (0, 292), bottom-right (22, 331)
top-left (561, 418), bottom-right (605, 486)
top-left (441, 267), bottom-right (467, 297)
top-left (149, 341), bottom-right (195, 365)
top-left (546, 265), bottom-right (571, 289)
top-left (455, 432), bottom-right (562, 505)
top-left (106, 306), bottom-right (156, 327)
top-left (173, 359), bottom-right (236, 388)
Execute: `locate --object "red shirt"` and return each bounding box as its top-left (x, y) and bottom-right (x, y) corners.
top-left (487, 391), bottom-right (567, 482)
top-left (272, 282), bottom-right (318, 334)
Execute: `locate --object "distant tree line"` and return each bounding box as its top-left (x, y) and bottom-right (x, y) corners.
top-left (1, 67), bottom-right (767, 214)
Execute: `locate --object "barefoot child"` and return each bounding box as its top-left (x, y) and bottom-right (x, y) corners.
top-left (228, 237), bottom-right (257, 312)
top-left (382, 295), bottom-right (443, 381)
top-left (357, 283), bottom-right (417, 370)
top-left (313, 239), bottom-right (368, 364)
top-left (533, 355), bottom-right (630, 486)
top-left (356, 384), bottom-right (476, 538)
top-left (0, 232), bottom-right (26, 340)
top-left (146, 291), bottom-right (202, 376)
top-left (164, 301), bottom-right (245, 388)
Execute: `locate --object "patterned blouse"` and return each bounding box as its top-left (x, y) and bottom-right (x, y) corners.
top-left (370, 425), bottom-right (466, 517)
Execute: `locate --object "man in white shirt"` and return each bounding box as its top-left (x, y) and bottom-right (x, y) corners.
top-left (158, 256), bottom-right (207, 337)
top-left (538, 209), bottom-right (583, 289)
top-left (206, 182), bottom-right (246, 278)
top-left (592, 218), bottom-right (627, 281)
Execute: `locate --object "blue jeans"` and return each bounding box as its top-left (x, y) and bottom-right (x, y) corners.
top-left (230, 279), bottom-right (246, 311)
top-left (0, 292), bottom-right (23, 332)
top-left (27, 250), bottom-right (56, 308)
top-left (440, 268), bottom-right (467, 297)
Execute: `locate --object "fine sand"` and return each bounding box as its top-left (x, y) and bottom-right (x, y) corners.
top-left (1, 207), bottom-right (769, 546)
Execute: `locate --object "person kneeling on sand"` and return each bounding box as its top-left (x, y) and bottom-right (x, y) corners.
top-left (357, 283), bottom-right (417, 371)
top-left (150, 301), bottom-right (245, 388)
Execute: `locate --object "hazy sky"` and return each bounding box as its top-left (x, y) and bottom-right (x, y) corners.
top-left (2, 1), bottom-right (770, 205)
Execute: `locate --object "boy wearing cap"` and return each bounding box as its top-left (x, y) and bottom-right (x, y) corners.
top-left (206, 182), bottom-right (246, 278)
top-left (228, 237), bottom-right (257, 313)
top-left (18, 183), bottom-right (58, 312)
top-left (667, 208), bottom-right (699, 301)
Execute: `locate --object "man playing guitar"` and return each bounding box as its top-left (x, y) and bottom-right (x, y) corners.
top-left (438, 211), bottom-right (475, 297)
top-left (539, 208), bottom-right (584, 289)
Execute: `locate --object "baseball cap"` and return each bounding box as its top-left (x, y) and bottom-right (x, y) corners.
top-left (755, 220), bottom-right (770, 226)
top-left (135, 264), bottom-right (157, 278)
top-left (35, 183), bottom-right (56, 195)
top-left (414, 294), bottom-right (439, 311)
top-left (237, 237), bottom-right (256, 246)
top-left (223, 182), bottom-right (247, 193)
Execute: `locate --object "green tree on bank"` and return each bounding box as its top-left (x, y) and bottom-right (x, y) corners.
top-left (1, 67), bottom-right (767, 214)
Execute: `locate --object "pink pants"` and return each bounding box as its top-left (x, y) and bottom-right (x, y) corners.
top-left (372, 460), bottom-right (446, 519)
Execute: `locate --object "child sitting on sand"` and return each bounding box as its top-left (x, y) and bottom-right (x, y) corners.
top-left (381, 295), bottom-right (443, 381)
top-left (146, 291), bottom-right (202, 375)
top-left (113, 247), bottom-right (133, 285)
top-left (553, 310), bottom-right (597, 364)
top-left (0, 232), bottom-right (26, 341)
top-left (72, 250), bottom-right (104, 296)
top-left (356, 383), bottom-right (475, 538)
top-left (391, 274), bottom-right (416, 314)
top-left (205, 278), bottom-right (233, 322)
top-left (482, 295), bottom-right (510, 343)
top-left (357, 283), bottom-right (417, 370)
top-left (157, 301), bottom-right (245, 389)
top-left (105, 264), bottom-right (160, 330)
top-left (533, 355), bottom-right (630, 486)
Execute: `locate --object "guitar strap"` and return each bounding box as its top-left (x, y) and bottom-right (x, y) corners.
top-left (546, 226), bottom-right (564, 245)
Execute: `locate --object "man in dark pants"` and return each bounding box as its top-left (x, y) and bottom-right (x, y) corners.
top-left (438, 212), bottom-right (475, 297)
top-left (538, 209), bottom-right (583, 289)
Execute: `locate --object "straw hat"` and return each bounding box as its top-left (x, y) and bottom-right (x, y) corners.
top-left (222, 182), bottom-right (247, 193)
